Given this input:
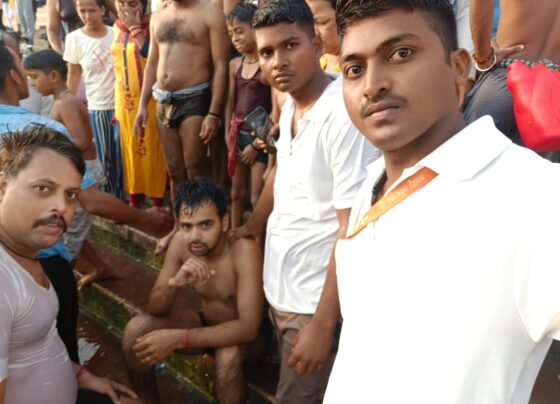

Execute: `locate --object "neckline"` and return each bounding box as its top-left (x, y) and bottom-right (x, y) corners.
top-left (0, 245), bottom-right (51, 292)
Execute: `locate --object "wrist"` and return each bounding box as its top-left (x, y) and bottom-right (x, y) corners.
top-left (250, 141), bottom-right (260, 151)
top-left (206, 112), bottom-right (222, 127)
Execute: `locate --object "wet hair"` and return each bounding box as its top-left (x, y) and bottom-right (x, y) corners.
top-left (174, 178), bottom-right (227, 219)
top-left (0, 126), bottom-right (85, 178)
top-left (311, 0), bottom-right (336, 9)
top-left (227, 2), bottom-right (257, 25)
top-left (253, 0), bottom-right (315, 38)
top-left (336, 0), bottom-right (458, 54)
top-left (0, 43), bottom-right (17, 92)
top-left (24, 50), bottom-right (68, 81)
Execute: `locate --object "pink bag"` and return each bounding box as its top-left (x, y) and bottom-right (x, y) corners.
top-left (506, 61), bottom-right (560, 151)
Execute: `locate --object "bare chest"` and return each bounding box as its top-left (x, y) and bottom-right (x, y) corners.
top-left (155, 17), bottom-right (207, 44)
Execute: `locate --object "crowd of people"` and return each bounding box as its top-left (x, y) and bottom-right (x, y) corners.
top-left (1, 0), bottom-right (560, 403)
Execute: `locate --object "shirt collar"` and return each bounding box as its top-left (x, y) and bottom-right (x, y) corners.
top-left (419, 116), bottom-right (512, 181)
top-left (366, 116), bottom-right (512, 187)
top-left (0, 104), bottom-right (30, 114)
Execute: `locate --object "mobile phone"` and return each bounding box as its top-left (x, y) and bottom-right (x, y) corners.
top-left (244, 106), bottom-right (277, 154)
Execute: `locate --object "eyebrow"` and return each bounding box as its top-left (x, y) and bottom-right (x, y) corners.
top-left (258, 35), bottom-right (301, 52)
top-left (340, 33), bottom-right (420, 64)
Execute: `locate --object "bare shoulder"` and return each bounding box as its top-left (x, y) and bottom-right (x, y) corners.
top-left (166, 230), bottom-right (189, 263)
top-left (200, 0), bottom-right (226, 25)
top-left (230, 237), bottom-right (262, 275)
top-left (229, 56), bottom-right (242, 71)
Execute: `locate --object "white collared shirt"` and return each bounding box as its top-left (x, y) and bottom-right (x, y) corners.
top-left (264, 77), bottom-right (380, 314)
top-left (326, 116), bottom-right (560, 403)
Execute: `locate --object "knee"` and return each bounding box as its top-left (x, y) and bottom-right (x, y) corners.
top-left (231, 186), bottom-right (246, 203)
top-left (122, 313), bottom-right (157, 353)
top-left (215, 346), bottom-right (242, 371)
top-left (167, 166), bottom-right (187, 186)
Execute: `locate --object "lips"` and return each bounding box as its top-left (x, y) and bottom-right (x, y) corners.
top-left (364, 102), bottom-right (401, 117)
top-left (273, 72), bottom-right (294, 82)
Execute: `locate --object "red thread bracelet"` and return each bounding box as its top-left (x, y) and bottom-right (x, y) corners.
top-left (76, 366), bottom-right (86, 381)
top-left (183, 328), bottom-right (189, 349)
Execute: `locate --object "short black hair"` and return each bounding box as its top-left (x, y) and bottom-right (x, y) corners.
top-left (227, 2), bottom-right (257, 25)
top-left (24, 50), bottom-right (68, 81)
top-left (0, 126), bottom-right (85, 178)
top-left (74, 0), bottom-right (107, 9)
top-left (0, 43), bottom-right (17, 92)
top-left (253, 0), bottom-right (315, 38)
top-left (336, 0), bottom-right (458, 54)
top-left (174, 178), bottom-right (227, 219)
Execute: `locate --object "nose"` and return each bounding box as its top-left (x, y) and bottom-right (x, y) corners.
top-left (190, 226), bottom-right (202, 242)
top-left (271, 49), bottom-right (288, 71)
top-left (50, 192), bottom-right (68, 215)
top-left (362, 63), bottom-right (391, 101)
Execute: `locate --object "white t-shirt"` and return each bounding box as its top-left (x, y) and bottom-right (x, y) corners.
top-left (63, 26), bottom-right (114, 110)
top-left (264, 77), bottom-right (380, 314)
top-left (326, 116), bottom-right (560, 403)
top-left (0, 247), bottom-right (77, 404)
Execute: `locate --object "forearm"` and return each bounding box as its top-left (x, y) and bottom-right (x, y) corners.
top-left (245, 165), bottom-right (275, 233)
top-left (147, 285), bottom-right (178, 315)
top-left (208, 64), bottom-right (228, 115)
top-left (311, 253), bottom-right (340, 331)
top-left (78, 187), bottom-right (144, 226)
top-left (67, 70), bottom-right (81, 94)
top-left (469, 0), bottom-right (494, 59)
top-left (47, 28), bottom-right (63, 54)
top-left (139, 56), bottom-right (156, 109)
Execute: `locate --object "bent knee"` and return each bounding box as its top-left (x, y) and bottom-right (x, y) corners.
top-left (215, 346), bottom-right (243, 368)
top-left (122, 313), bottom-right (162, 352)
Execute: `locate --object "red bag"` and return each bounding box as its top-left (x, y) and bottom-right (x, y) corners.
top-left (506, 61), bottom-right (560, 151)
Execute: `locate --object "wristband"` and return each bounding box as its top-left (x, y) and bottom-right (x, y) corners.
top-left (128, 25), bottom-right (141, 31)
top-left (206, 112), bottom-right (222, 126)
top-left (76, 366), bottom-right (86, 381)
top-left (474, 52), bottom-right (497, 72)
top-left (183, 328), bottom-right (189, 349)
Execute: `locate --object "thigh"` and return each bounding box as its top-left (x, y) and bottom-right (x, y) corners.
top-left (271, 309), bottom-right (335, 404)
top-left (249, 162), bottom-right (266, 199)
top-left (155, 105), bottom-right (186, 177)
top-left (177, 115), bottom-right (207, 171)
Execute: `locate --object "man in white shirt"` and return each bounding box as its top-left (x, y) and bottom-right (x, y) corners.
top-left (230, 0), bottom-right (378, 402)
top-left (326, 1), bottom-right (560, 403)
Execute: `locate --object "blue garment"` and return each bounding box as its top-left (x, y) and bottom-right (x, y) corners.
top-left (0, 104), bottom-right (95, 261)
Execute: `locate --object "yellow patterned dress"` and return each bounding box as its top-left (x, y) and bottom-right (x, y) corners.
top-left (112, 21), bottom-right (167, 204)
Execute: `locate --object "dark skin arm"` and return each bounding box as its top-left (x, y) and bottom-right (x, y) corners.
top-left (470, 0), bottom-right (523, 69)
top-left (67, 63), bottom-right (82, 95)
top-left (46, 0), bottom-right (63, 54)
top-left (134, 13), bottom-right (158, 136)
top-left (199, 6), bottom-right (230, 144)
top-left (133, 239), bottom-right (264, 365)
top-left (287, 208), bottom-right (350, 374)
top-left (56, 99), bottom-right (94, 155)
top-left (224, 57), bottom-right (240, 146)
top-left (146, 232), bottom-right (185, 316)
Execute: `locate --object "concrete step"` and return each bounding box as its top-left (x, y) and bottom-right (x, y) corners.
top-left (77, 218), bottom-right (277, 403)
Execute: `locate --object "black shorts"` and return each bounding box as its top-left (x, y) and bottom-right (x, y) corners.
top-left (157, 86), bottom-right (211, 129)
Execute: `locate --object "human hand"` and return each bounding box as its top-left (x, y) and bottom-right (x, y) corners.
top-left (199, 115), bottom-right (220, 144)
top-left (168, 257), bottom-right (216, 287)
top-left (135, 207), bottom-right (174, 238)
top-left (287, 321), bottom-right (334, 374)
top-left (239, 144), bottom-right (257, 165)
top-left (477, 39), bottom-right (524, 70)
top-left (78, 370), bottom-right (138, 404)
top-left (118, 4), bottom-right (141, 29)
top-left (228, 223), bottom-right (258, 244)
top-left (133, 107), bottom-right (147, 137)
top-left (132, 329), bottom-right (184, 367)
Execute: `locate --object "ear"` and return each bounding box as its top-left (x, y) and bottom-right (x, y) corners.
top-left (8, 69), bottom-right (24, 87)
top-left (0, 173), bottom-right (9, 203)
top-left (48, 70), bottom-right (59, 83)
top-left (221, 213), bottom-right (230, 232)
top-left (311, 33), bottom-right (323, 58)
top-left (449, 48), bottom-right (472, 107)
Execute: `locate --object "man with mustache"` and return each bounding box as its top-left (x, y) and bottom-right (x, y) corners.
top-left (0, 126), bottom-right (136, 404)
top-left (325, 1), bottom-right (560, 402)
top-left (121, 178), bottom-right (264, 404)
top-left (228, 1), bottom-right (378, 402)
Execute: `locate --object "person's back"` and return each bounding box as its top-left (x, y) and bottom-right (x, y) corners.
top-left (496, 0), bottom-right (560, 64)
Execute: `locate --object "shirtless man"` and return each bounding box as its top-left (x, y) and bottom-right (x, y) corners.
top-left (121, 178), bottom-right (263, 404)
top-left (209, 0), bottom-right (240, 15)
top-left (463, 0), bottom-right (560, 145)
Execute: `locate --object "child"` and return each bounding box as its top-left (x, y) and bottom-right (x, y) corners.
top-left (64, 0), bottom-right (124, 199)
top-left (112, 0), bottom-right (167, 208)
top-left (24, 49), bottom-right (114, 288)
top-left (225, 2), bottom-right (272, 229)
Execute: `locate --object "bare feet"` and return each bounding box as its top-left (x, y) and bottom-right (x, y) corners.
top-left (154, 227), bottom-right (178, 255)
top-left (77, 265), bottom-right (115, 290)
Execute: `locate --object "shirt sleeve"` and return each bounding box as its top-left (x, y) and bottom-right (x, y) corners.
top-left (63, 32), bottom-right (80, 64)
top-left (326, 113), bottom-right (380, 210)
top-left (0, 280), bottom-right (15, 381)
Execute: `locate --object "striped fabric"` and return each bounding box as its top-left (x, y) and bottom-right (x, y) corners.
top-left (88, 109), bottom-right (124, 199)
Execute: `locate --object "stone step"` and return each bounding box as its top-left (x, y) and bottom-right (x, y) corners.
top-left (78, 220), bottom-right (277, 403)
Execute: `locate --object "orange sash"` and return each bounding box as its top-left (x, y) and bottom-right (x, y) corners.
top-left (345, 167), bottom-right (438, 239)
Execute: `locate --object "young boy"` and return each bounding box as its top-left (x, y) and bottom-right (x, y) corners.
top-left (24, 49), bottom-right (113, 287)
